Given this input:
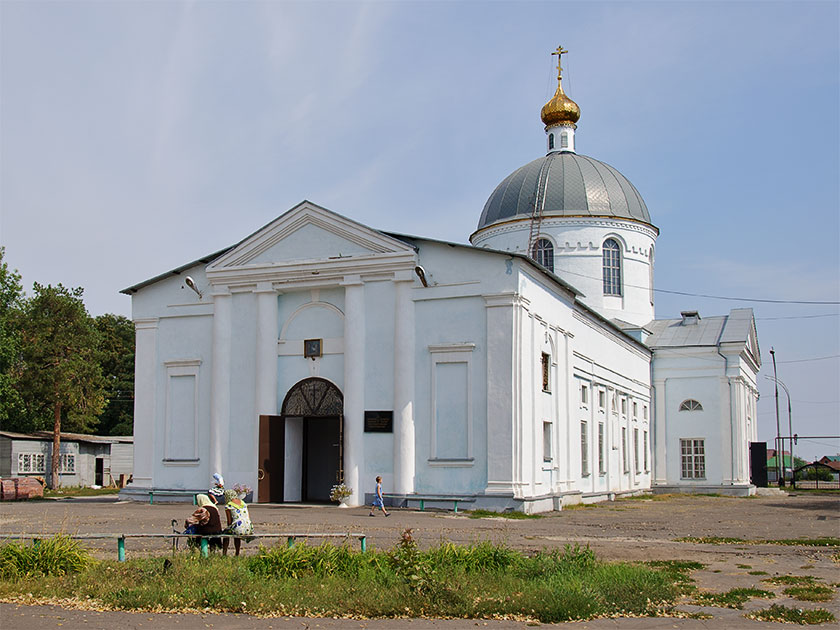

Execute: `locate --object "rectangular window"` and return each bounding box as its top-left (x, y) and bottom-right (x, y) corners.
top-left (622, 427), bottom-right (629, 473)
top-left (17, 453), bottom-right (46, 474)
top-left (598, 390), bottom-right (606, 411)
top-left (543, 422), bottom-right (552, 462)
top-left (59, 453), bottom-right (76, 474)
top-left (632, 402), bottom-right (638, 419)
top-left (541, 353), bottom-right (550, 392)
top-left (643, 405), bottom-right (648, 420)
top-left (560, 133), bottom-right (569, 149)
top-left (643, 431), bottom-right (649, 471)
top-left (634, 428), bottom-right (640, 473)
top-left (621, 398), bottom-right (627, 416)
top-left (580, 383), bottom-right (588, 406)
top-left (581, 421), bottom-right (589, 476)
top-left (680, 439), bottom-right (706, 479)
top-left (598, 422), bottom-right (605, 474)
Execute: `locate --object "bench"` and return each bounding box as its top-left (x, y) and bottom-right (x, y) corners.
top-left (147, 489), bottom-right (199, 505)
top-left (385, 494), bottom-right (475, 513)
top-left (4, 532), bottom-right (368, 561)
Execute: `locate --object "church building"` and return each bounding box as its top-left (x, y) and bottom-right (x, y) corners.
top-left (122, 48), bottom-right (761, 510)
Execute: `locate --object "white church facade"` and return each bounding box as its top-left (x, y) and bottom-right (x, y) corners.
top-left (122, 49), bottom-right (760, 510)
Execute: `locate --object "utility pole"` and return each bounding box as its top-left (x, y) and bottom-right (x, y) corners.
top-left (770, 348), bottom-right (782, 486)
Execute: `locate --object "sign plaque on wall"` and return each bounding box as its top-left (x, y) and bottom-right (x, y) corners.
top-left (364, 410), bottom-right (393, 433)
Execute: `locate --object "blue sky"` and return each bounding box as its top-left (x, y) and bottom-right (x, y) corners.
top-left (1, 1), bottom-right (838, 459)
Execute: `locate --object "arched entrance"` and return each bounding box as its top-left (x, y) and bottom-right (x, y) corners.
top-left (258, 378), bottom-right (343, 503)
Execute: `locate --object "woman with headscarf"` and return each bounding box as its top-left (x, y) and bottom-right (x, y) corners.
top-left (208, 473), bottom-right (225, 505)
top-left (222, 488), bottom-right (253, 556)
top-left (192, 495), bottom-right (223, 550)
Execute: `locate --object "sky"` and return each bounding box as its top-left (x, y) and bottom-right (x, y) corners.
top-left (1, 1), bottom-right (838, 460)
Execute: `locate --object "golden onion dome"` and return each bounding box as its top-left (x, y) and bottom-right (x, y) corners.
top-left (540, 45), bottom-right (580, 128)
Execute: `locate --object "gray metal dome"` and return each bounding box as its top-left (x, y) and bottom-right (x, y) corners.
top-left (477, 152), bottom-right (651, 230)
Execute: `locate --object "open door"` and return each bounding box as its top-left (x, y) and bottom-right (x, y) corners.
top-left (258, 414), bottom-right (284, 502)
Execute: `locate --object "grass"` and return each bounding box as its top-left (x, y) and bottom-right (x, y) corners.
top-left (0, 534), bottom-right (684, 622)
top-left (642, 560), bottom-right (704, 594)
top-left (736, 563), bottom-right (752, 569)
top-left (677, 536), bottom-right (840, 548)
top-left (763, 575), bottom-right (821, 586)
top-left (746, 604), bottom-right (836, 625)
top-left (0, 535), bottom-right (92, 578)
top-left (748, 570), bottom-right (769, 576)
top-left (692, 587), bottom-right (775, 609)
top-left (783, 585), bottom-right (836, 602)
top-left (465, 509), bottom-right (543, 520)
top-left (44, 486), bottom-right (120, 498)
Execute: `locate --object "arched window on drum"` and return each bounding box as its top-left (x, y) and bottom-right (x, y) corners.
top-left (532, 238), bottom-right (554, 273)
top-left (602, 238), bottom-right (622, 296)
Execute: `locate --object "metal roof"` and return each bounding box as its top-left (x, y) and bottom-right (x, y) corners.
top-left (645, 308), bottom-right (755, 349)
top-left (477, 152), bottom-right (652, 230)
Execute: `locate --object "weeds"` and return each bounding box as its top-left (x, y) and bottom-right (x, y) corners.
top-left (692, 587), bottom-right (774, 609)
top-left (783, 585), bottom-right (836, 602)
top-left (465, 509), bottom-right (543, 520)
top-left (0, 536), bottom-right (91, 578)
top-left (763, 575), bottom-right (821, 586)
top-left (746, 604), bottom-right (836, 625)
top-left (678, 536), bottom-right (840, 548)
top-left (0, 532), bottom-right (681, 622)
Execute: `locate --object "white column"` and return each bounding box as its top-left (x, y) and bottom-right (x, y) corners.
top-left (652, 378), bottom-right (667, 485)
top-left (393, 270), bottom-right (415, 495)
top-left (255, 283), bottom-right (278, 416)
top-left (132, 318), bottom-right (158, 487)
top-left (342, 276), bottom-right (365, 505)
top-left (210, 289), bottom-right (232, 477)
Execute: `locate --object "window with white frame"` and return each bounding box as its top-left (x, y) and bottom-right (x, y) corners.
top-left (602, 238), bottom-right (622, 296)
top-left (621, 397), bottom-right (627, 416)
top-left (598, 422), bottom-right (605, 474)
top-left (643, 430), bottom-right (649, 471)
top-left (632, 402), bottom-right (638, 419)
top-left (59, 453), bottom-right (76, 474)
top-left (581, 421), bottom-right (589, 476)
top-left (680, 439), bottom-right (706, 479)
top-left (643, 405), bottom-right (648, 420)
top-left (634, 428), bottom-right (640, 473)
top-left (580, 383), bottom-right (588, 406)
top-left (679, 399), bottom-right (703, 412)
top-left (18, 453), bottom-right (46, 474)
top-left (533, 238), bottom-right (554, 273)
top-left (622, 427), bottom-right (629, 473)
top-left (541, 353), bottom-right (551, 392)
top-left (543, 421), bottom-right (552, 462)
top-left (598, 390), bottom-right (606, 411)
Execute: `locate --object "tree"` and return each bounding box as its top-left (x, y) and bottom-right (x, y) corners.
top-left (94, 314), bottom-right (135, 435)
top-left (15, 283), bottom-right (105, 488)
top-left (0, 248), bottom-right (26, 430)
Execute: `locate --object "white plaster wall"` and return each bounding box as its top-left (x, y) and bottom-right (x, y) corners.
top-left (472, 218), bottom-right (657, 327)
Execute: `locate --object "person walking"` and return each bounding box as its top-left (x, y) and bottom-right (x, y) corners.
top-left (369, 475), bottom-right (390, 517)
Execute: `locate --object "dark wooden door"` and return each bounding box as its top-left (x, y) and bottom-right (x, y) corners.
top-left (258, 415), bottom-right (284, 502)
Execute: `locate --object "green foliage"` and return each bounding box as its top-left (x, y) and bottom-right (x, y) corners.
top-left (692, 587), bottom-right (775, 608)
top-left (0, 247), bottom-right (26, 430)
top-left (763, 575), bottom-right (821, 586)
top-left (0, 536), bottom-right (91, 578)
top-left (93, 314), bottom-right (135, 435)
top-left (678, 536), bottom-right (840, 547)
top-left (746, 604), bottom-right (836, 625)
top-left (0, 537), bottom-right (683, 622)
top-left (783, 584), bottom-right (835, 602)
top-left (796, 466), bottom-right (834, 482)
top-left (466, 509), bottom-right (543, 519)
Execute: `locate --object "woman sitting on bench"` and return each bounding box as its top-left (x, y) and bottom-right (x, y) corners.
top-left (222, 489), bottom-right (253, 556)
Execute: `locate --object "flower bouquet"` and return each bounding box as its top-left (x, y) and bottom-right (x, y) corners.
top-left (329, 483), bottom-right (352, 505)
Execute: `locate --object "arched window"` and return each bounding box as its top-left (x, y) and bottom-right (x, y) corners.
top-left (560, 132), bottom-right (569, 149)
top-left (602, 238), bottom-right (622, 296)
top-left (679, 399), bottom-right (703, 412)
top-left (532, 238), bottom-right (554, 272)
top-left (548, 133), bottom-right (555, 150)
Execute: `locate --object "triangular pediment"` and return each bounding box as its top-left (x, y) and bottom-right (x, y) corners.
top-left (208, 201), bottom-right (414, 270)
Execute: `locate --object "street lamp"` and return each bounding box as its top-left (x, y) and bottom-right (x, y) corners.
top-left (765, 374), bottom-right (793, 483)
top-left (769, 348), bottom-right (782, 485)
